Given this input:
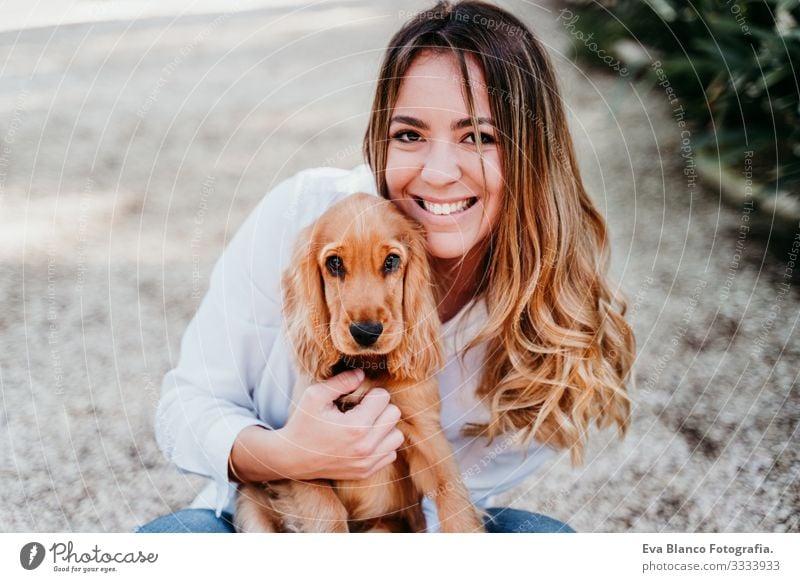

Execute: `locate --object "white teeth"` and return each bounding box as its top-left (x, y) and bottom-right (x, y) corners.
top-left (420, 197), bottom-right (473, 215)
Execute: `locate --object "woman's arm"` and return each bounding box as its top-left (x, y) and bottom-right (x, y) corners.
top-left (156, 168), bottom-right (403, 512)
top-left (155, 171), bottom-right (307, 513)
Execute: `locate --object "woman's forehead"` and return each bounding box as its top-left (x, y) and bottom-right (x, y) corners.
top-left (393, 51), bottom-right (491, 115)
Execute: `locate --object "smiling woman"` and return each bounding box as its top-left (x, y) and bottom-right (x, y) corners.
top-left (139, 0), bottom-right (634, 535)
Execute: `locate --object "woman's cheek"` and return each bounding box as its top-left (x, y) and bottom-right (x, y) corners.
top-left (385, 147), bottom-right (399, 185)
top-left (385, 148), bottom-right (416, 193)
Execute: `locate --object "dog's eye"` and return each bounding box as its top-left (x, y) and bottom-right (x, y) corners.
top-left (383, 254), bottom-right (401, 273)
top-left (326, 255), bottom-right (344, 277)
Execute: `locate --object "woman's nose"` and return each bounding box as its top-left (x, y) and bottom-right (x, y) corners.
top-left (420, 137), bottom-right (461, 187)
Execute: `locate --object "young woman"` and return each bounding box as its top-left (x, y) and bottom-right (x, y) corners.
top-left (138, 0), bottom-right (634, 533)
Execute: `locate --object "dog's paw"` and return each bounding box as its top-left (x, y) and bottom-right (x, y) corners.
top-left (333, 386), bottom-right (369, 412)
top-left (334, 393), bottom-right (361, 412)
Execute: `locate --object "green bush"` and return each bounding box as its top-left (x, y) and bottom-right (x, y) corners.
top-left (562, 0), bottom-right (800, 205)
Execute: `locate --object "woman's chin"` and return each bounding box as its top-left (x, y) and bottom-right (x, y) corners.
top-left (426, 232), bottom-right (491, 263)
top-left (425, 237), bottom-right (476, 261)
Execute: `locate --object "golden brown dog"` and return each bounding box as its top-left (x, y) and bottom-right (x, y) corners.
top-left (234, 192), bottom-right (485, 533)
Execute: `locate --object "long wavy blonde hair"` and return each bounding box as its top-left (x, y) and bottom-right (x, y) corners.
top-left (363, 0), bottom-right (635, 464)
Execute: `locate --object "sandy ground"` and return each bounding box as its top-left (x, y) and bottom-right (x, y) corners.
top-left (0, 0), bottom-right (797, 532)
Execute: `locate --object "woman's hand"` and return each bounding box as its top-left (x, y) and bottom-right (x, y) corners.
top-left (279, 369), bottom-right (405, 481)
top-left (229, 369), bottom-right (405, 484)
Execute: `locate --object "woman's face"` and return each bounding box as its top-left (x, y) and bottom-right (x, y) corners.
top-left (385, 51), bottom-right (504, 261)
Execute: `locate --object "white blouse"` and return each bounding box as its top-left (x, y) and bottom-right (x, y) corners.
top-left (155, 163), bottom-right (555, 531)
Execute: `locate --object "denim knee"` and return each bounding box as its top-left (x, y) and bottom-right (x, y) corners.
top-left (136, 509), bottom-right (235, 533)
top-left (483, 507), bottom-right (575, 533)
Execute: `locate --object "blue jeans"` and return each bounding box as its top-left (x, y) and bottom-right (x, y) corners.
top-left (136, 507), bottom-right (574, 533)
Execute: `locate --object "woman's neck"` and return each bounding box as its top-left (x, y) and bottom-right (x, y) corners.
top-left (431, 243), bottom-right (489, 323)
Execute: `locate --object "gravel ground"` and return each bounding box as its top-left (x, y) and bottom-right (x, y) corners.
top-left (0, 0), bottom-right (796, 532)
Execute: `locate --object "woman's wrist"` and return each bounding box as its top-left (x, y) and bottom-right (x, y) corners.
top-left (228, 425), bottom-right (302, 483)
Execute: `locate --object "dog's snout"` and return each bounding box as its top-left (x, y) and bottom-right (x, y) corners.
top-left (349, 321), bottom-right (383, 347)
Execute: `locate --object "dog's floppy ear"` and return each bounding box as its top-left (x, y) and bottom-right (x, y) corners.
top-left (388, 226), bottom-right (443, 382)
top-left (281, 225), bottom-right (339, 380)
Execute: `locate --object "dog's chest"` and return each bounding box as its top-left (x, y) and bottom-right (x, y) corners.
top-left (333, 453), bottom-right (423, 529)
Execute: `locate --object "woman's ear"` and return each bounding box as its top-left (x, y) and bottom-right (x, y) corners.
top-left (388, 228), bottom-right (443, 382)
top-left (281, 226), bottom-right (339, 380)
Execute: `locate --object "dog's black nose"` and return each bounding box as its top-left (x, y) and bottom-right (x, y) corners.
top-left (349, 321), bottom-right (383, 347)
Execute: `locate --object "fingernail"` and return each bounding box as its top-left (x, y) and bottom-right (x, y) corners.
top-left (354, 368), bottom-right (365, 381)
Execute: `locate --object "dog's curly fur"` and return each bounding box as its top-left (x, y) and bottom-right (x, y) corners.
top-left (234, 193), bottom-right (485, 533)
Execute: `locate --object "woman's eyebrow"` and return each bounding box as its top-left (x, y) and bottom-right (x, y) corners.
top-left (390, 115), bottom-right (495, 131)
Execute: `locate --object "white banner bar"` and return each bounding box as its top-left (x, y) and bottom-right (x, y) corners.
top-left (1, 533), bottom-right (797, 581)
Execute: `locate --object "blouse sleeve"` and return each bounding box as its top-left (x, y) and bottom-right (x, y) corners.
top-left (154, 168), bottom-right (317, 516)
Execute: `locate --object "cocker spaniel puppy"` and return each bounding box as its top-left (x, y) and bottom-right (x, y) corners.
top-left (235, 192), bottom-right (485, 532)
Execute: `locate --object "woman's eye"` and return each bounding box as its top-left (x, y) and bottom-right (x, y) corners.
top-left (383, 254), bottom-right (401, 273)
top-left (464, 132), bottom-right (496, 145)
top-left (392, 130), bottom-right (495, 146)
top-left (326, 255), bottom-right (344, 277)
top-left (391, 130), bottom-right (423, 143)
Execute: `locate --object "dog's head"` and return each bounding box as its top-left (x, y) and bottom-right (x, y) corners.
top-left (282, 192), bottom-right (443, 382)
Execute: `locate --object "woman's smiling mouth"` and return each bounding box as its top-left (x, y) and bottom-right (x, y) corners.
top-left (413, 195), bottom-right (479, 216)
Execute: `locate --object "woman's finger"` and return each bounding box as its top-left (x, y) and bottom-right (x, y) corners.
top-left (366, 450), bottom-right (398, 477)
top-left (347, 387), bottom-right (391, 426)
top-left (311, 369), bottom-right (365, 403)
top-left (372, 428), bottom-right (405, 457)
